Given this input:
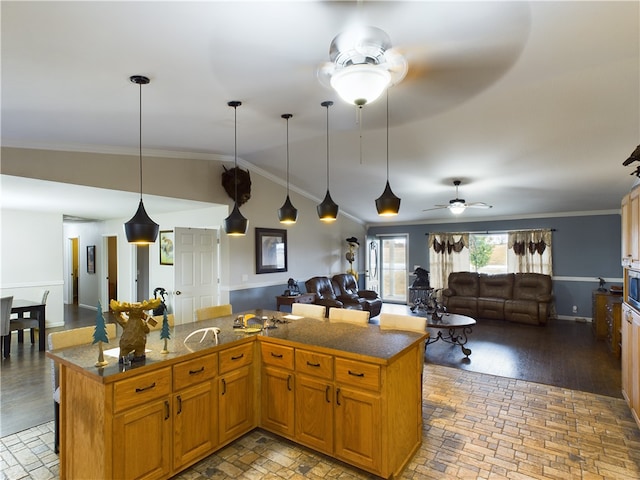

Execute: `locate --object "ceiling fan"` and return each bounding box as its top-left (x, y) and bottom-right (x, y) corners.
top-left (423, 180), bottom-right (492, 215)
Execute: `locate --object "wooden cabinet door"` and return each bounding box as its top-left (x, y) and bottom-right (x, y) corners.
top-left (219, 365), bottom-right (254, 444)
top-left (295, 375), bottom-right (334, 454)
top-left (631, 189), bottom-right (640, 266)
top-left (113, 399), bottom-right (172, 480)
top-left (261, 366), bottom-right (295, 437)
top-left (632, 314), bottom-right (640, 420)
top-left (622, 194), bottom-right (632, 265)
top-left (173, 380), bottom-right (217, 471)
top-left (334, 386), bottom-right (381, 473)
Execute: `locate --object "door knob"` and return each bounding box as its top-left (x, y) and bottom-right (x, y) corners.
top-left (175, 291), bottom-right (182, 295)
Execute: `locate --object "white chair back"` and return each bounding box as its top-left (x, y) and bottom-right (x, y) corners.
top-left (291, 303), bottom-right (326, 319)
top-left (379, 312), bottom-right (425, 333)
top-left (328, 307), bottom-right (370, 326)
top-left (1, 296), bottom-right (13, 336)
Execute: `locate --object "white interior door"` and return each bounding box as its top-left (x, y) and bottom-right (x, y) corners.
top-left (173, 227), bottom-right (219, 324)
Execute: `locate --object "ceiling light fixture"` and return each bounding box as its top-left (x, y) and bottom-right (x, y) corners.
top-left (375, 90), bottom-right (401, 216)
top-left (317, 101), bottom-right (339, 222)
top-left (223, 101), bottom-right (249, 236)
top-left (124, 75), bottom-right (159, 244)
top-left (278, 113), bottom-right (298, 224)
top-left (319, 26), bottom-right (407, 107)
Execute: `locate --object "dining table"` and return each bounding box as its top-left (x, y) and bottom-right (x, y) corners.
top-left (11, 299), bottom-right (46, 352)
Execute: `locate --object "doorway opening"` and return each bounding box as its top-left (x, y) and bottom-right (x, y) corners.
top-left (380, 235), bottom-right (408, 303)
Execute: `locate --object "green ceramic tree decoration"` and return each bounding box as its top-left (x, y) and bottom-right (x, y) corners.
top-left (160, 309), bottom-right (171, 354)
top-left (93, 301), bottom-right (110, 367)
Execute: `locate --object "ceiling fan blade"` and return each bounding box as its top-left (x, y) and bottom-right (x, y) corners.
top-left (465, 202), bottom-right (492, 209)
top-left (422, 205), bottom-right (449, 212)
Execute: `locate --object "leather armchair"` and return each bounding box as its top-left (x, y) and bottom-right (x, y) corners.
top-left (332, 274), bottom-right (382, 318)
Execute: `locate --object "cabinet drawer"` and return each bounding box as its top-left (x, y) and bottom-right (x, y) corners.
top-left (114, 367), bottom-right (172, 413)
top-left (173, 353), bottom-right (217, 391)
top-left (335, 358), bottom-right (380, 392)
top-left (261, 342), bottom-right (294, 370)
top-left (219, 342), bottom-right (254, 374)
top-left (296, 349), bottom-right (333, 380)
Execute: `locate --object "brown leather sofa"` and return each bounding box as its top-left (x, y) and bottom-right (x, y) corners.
top-left (442, 272), bottom-right (553, 325)
top-left (304, 274), bottom-right (382, 318)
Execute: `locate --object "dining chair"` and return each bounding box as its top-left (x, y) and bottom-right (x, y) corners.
top-left (328, 307), bottom-right (370, 326)
top-left (379, 312), bottom-right (426, 334)
top-left (48, 323), bottom-right (117, 453)
top-left (291, 303), bottom-right (326, 319)
top-left (195, 304), bottom-right (232, 322)
top-left (14, 290), bottom-right (49, 345)
top-left (1, 296), bottom-right (14, 359)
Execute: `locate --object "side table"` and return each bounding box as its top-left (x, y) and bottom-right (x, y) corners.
top-left (275, 293), bottom-right (316, 311)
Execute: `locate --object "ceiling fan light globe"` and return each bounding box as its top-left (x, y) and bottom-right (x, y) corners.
top-left (330, 64), bottom-right (390, 106)
top-left (449, 204), bottom-right (466, 215)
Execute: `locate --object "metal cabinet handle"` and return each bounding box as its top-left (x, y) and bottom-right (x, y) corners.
top-left (177, 395), bottom-right (182, 415)
top-left (287, 375), bottom-right (292, 391)
top-left (164, 400), bottom-right (170, 420)
top-left (348, 370), bottom-right (365, 377)
top-left (135, 382), bottom-right (156, 393)
top-left (189, 366), bottom-right (205, 375)
top-left (271, 352), bottom-right (283, 358)
top-left (325, 385), bottom-right (331, 403)
top-left (221, 378), bottom-right (227, 395)
top-left (231, 353), bottom-right (244, 360)
top-left (307, 361), bottom-right (320, 367)
top-left (336, 387), bottom-right (341, 406)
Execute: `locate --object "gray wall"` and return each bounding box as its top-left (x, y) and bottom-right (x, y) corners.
top-left (367, 213), bottom-right (622, 319)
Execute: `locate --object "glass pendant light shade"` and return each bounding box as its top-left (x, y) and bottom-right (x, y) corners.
top-left (376, 90), bottom-right (401, 216)
top-left (278, 195), bottom-right (298, 224)
top-left (317, 101), bottom-right (339, 222)
top-left (317, 190), bottom-right (339, 222)
top-left (224, 202), bottom-right (249, 236)
top-left (124, 75), bottom-right (159, 244)
top-left (278, 113), bottom-right (298, 224)
top-left (125, 199), bottom-right (160, 244)
top-left (330, 64), bottom-right (391, 106)
top-left (375, 181), bottom-right (401, 216)
top-left (224, 100), bottom-right (248, 236)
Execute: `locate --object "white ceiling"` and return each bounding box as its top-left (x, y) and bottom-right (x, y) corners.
top-left (1, 1), bottom-right (638, 225)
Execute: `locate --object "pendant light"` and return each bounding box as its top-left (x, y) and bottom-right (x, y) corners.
top-left (124, 75), bottom-right (159, 244)
top-left (223, 101), bottom-right (249, 236)
top-left (375, 90), bottom-right (401, 216)
top-left (278, 113), bottom-right (298, 224)
top-left (317, 101), bottom-right (339, 222)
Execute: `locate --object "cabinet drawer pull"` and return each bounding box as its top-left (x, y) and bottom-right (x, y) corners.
top-left (135, 382), bottom-right (156, 393)
top-left (270, 352), bottom-right (284, 358)
top-left (189, 366), bottom-right (205, 375)
top-left (221, 378), bottom-right (227, 395)
top-left (231, 353), bottom-right (245, 360)
top-left (307, 361), bottom-right (321, 367)
top-left (336, 387), bottom-right (341, 406)
top-left (177, 395), bottom-right (182, 415)
top-left (287, 375), bottom-right (292, 391)
top-left (164, 400), bottom-right (170, 420)
top-left (348, 370), bottom-right (365, 378)
top-left (325, 385), bottom-right (331, 403)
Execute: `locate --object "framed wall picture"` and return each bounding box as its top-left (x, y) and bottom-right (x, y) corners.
top-left (255, 228), bottom-right (287, 274)
top-left (160, 230), bottom-right (174, 265)
top-left (87, 245), bottom-right (96, 274)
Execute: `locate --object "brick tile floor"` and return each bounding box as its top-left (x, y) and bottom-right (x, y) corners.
top-left (2, 364), bottom-right (639, 480)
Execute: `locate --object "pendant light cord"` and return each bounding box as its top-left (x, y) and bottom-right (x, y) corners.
top-left (138, 80), bottom-right (143, 201)
top-left (286, 115), bottom-right (290, 195)
top-left (234, 104), bottom-right (238, 202)
top-left (324, 102), bottom-right (331, 190)
top-left (386, 89), bottom-right (390, 181)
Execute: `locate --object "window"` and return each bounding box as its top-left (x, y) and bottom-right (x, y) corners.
top-left (381, 236), bottom-right (407, 303)
top-left (469, 234), bottom-right (508, 274)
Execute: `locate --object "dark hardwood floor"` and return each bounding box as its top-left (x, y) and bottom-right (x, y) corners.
top-left (0, 304), bottom-right (622, 438)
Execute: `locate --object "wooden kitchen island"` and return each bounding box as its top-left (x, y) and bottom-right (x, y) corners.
top-left (48, 311), bottom-right (428, 479)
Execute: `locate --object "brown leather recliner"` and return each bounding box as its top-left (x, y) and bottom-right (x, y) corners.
top-left (304, 276), bottom-right (363, 317)
top-left (332, 274), bottom-right (382, 318)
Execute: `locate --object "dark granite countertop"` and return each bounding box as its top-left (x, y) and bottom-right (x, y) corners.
top-left (47, 310), bottom-right (427, 383)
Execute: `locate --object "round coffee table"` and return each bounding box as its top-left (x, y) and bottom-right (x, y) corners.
top-left (426, 313), bottom-right (476, 358)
